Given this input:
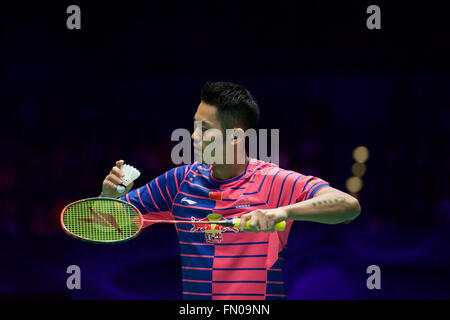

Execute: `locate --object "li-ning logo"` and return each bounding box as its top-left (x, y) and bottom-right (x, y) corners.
top-left (181, 197), bottom-right (197, 205)
top-left (77, 206), bottom-right (123, 234)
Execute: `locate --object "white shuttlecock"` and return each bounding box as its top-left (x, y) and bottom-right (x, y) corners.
top-left (117, 164), bottom-right (141, 194)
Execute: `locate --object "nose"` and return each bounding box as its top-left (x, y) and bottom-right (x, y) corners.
top-left (192, 126), bottom-right (201, 142)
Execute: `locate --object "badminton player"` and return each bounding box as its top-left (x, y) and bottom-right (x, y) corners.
top-left (100, 82), bottom-right (361, 300)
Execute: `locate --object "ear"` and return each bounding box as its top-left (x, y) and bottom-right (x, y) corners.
top-left (229, 128), bottom-right (246, 145)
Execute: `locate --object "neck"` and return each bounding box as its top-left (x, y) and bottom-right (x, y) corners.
top-left (211, 155), bottom-right (249, 180)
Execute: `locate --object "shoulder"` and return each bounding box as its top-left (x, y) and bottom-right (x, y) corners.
top-left (249, 159), bottom-right (303, 181)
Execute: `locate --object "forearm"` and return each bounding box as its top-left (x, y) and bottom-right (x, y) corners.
top-left (285, 192), bottom-right (361, 224)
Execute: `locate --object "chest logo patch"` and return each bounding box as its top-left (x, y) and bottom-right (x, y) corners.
top-left (190, 213), bottom-right (239, 243)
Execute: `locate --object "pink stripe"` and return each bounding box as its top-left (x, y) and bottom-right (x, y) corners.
top-left (266, 294), bottom-right (286, 297)
top-left (213, 282), bottom-right (265, 295)
top-left (182, 266), bottom-right (212, 271)
top-left (183, 292), bottom-right (212, 296)
top-left (172, 215), bottom-right (191, 220)
top-left (182, 279), bottom-right (211, 283)
top-left (145, 183), bottom-right (161, 211)
top-left (180, 254), bottom-right (214, 258)
top-left (214, 243), bottom-right (268, 256)
top-left (174, 167), bottom-right (179, 191)
top-left (126, 193), bottom-right (130, 203)
top-left (137, 188), bottom-right (149, 212)
top-left (269, 268), bottom-right (281, 271)
top-left (193, 172), bottom-right (210, 179)
top-left (267, 281), bottom-right (284, 284)
top-left (155, 177), bottom-right (170, 209)
top-left (165, 172), bottom-right (173, 202)
top-left (213, 295), bottom-right (265, 300)
top-left (213, 270), bottom-right (266, 282)
top-left (214, 257), bottom-right (267, 269)
top-left (179, 241), bottom-right (212, 246)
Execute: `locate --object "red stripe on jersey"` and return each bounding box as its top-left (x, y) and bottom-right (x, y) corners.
top-left (214, 243), bottom-right (268, 256)
top-left (213, 295), bottom-right (265, 300)
top-left (213, 256), bottom-right (267, 269)
top-left (212, 269), bottom-right (267, 282)
top-left (212, 282), bottom-right (266, 295)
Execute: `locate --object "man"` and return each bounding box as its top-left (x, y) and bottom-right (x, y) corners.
top-left (100, 82), bottom-right (361, 300)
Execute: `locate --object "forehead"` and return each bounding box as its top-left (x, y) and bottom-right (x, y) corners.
top-left (194, 101), bottom-right (221, 127)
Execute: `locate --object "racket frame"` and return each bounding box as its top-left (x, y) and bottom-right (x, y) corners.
top-left (60, 197), bottom-right (144, 244)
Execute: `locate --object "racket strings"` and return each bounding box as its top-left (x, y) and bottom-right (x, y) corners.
top-left (63, 199), bottom-right (141, 242)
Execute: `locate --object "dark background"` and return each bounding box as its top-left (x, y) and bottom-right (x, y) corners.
top-left (1, 1), bottom-right (450, 299)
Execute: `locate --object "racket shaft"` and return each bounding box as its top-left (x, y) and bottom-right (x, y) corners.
top-left (142, 219), bottom-right (286, 230)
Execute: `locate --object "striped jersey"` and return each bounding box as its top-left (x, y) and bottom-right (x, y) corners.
top-left (120, 158), bottom-right (329, 300)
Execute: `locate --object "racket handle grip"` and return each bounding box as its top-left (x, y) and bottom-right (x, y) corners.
top-left (233, 218), bottom-right (286, 231)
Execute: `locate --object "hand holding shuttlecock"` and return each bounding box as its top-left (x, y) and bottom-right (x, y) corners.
top-left (117, 164), bottom-right (141, 194)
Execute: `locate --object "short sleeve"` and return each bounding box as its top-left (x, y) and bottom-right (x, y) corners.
top-left (265, 170), bottom-right (330, 208)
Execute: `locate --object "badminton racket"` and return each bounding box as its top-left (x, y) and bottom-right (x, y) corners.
top-left (60, 197), bottom-right (286, 244)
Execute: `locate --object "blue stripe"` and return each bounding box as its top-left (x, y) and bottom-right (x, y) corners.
top-left (307, 183), bottom-right (329, 199)
top-left (183, 293), bottom-right (211, 300)
top-left (276, 172), bottom-right (295, 207)
top-left (216, 241), bottom-right (268, 246)
top-left (183, 281), bottom-right (212, 294)
top-left (215, 254), bottom-right (267, 258)
top-left (183, 269), bottom-right (212, 281)
top-left (302, 177), bottom-right (316, 192)
top-left (266, 169), bottom-right (284, 203)
top-left (244, 173), bottom-right (269, 195)
top-left (181, 256), bottom-right (214, 269)
top-left (230, 187), bottom-right (245, 190)
top-left (287, 174), bottom-right (303, 204)
top-left (266, 282), bottom-right (286, 294)
top-left (180, 243), bottom-right (215, 255)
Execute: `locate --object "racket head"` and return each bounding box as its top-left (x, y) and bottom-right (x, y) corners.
top-left (60, 197), bottom-right (143, 244)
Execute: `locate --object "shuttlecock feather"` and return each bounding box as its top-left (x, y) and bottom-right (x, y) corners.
top-left (117, 164), bottom-right (141, 194)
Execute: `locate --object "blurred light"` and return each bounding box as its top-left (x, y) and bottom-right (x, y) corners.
top-left (346, 176), bottom-right (363, 193)
top-left (353, 146), bottom-right (369, 163)
top-left (351, 162), bottom-right (367, 177)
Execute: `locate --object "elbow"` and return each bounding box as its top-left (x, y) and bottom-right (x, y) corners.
top-left (347, 197), bottom-right (361, 220)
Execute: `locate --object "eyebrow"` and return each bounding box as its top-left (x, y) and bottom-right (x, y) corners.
top-left (193, 117), bottom-right (213, 127)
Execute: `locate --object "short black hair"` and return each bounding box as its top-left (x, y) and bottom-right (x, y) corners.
top-left (201, 81), bottom-right (260, 131)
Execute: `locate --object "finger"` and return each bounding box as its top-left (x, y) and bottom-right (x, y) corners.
top-left (106, 174), bottom-right (122, 185)
top-left (111, 166), bottom-right (124, 178)
top-left (239, 215), bottom-right (250, 232)
top-left (259, 215), bottom-right (269, 232)
top-left (248, 215), bottom-right (260, 233)
top-left (103, 180), bottom-right (119, 192)
top-left (116, 160), bottom-right (125, 168)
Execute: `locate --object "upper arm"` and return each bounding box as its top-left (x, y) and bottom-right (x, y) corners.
top-left (119, 165), bottom-right (189, 213)
top-left (313, 186), bottom-right (347, 197)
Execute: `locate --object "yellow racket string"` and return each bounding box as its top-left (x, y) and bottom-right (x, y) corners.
top-left (63, 199), bottom-right (141, 242)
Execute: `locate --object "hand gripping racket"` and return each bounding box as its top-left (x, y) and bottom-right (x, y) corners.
top-left (60, 197), bottom-right (286, 244)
